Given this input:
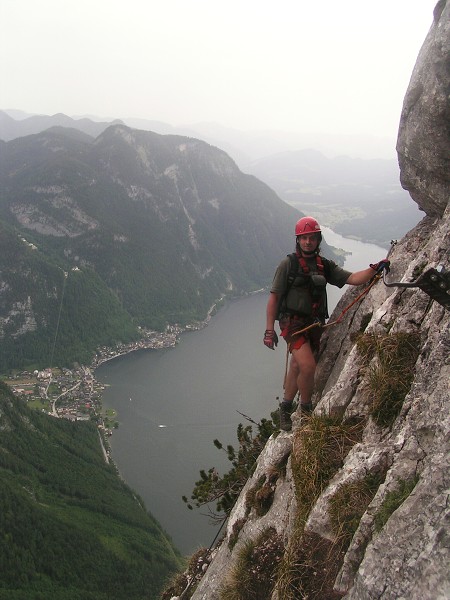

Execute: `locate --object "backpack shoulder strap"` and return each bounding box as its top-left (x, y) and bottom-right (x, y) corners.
top-left (298, 255), bottom-right (324, 275)
top-left (286, 253), bottom-right (299, 290)
top-left (316, 255), bottom-right (324, 274)
top-left (276, 254), bottom-right (299, 320)
top-left (319, 256), bottom-right (331, 279)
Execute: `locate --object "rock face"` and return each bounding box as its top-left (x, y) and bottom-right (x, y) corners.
top-left (396, 0), bottom-right (450, 217)
top-left (190, 4), bottom-right (450, 599)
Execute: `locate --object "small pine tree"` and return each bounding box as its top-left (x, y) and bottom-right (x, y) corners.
top-left (182, 417), bottom-right (276, 521)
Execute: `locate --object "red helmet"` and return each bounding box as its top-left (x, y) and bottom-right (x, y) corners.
top-left (295, 216), bottom-right (321, 236)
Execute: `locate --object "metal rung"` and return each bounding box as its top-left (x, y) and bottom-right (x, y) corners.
top-left (383, 268), bottom-right (450, 311)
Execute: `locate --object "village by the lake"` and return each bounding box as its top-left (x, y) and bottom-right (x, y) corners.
top-left (3, 291), bottom-right (253, 455)
top-left (3, 323), bottom-right (200, 454)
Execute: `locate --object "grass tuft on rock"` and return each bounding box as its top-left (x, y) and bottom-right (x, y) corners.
top-left (374, 476), bottom-right (419, 533)
top-left (275, 415), bottom-right (364, 599)
top-left (356, 331), bottom-right (420, 428)
top-left (220, 527), bottom-right (284, 600)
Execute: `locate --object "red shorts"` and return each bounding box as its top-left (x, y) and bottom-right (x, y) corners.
top-left (279, 316), bottom-right (322, 353)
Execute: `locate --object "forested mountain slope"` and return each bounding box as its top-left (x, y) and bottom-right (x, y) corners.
top-left (0, 382), bottom-right (183, 599)
top-left (0, 125), bottom-right (323, 371)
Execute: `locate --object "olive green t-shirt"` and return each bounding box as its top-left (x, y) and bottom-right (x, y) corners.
top-left (271, 255), bottom-right (351, 319)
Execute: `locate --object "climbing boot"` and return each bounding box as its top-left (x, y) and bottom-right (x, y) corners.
top-left (300, 402), bottom-right (313, 417)
top-left (279, 402), bottom-right (293, 432)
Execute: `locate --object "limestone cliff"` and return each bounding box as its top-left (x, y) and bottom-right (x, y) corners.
top-left (188, 3), bottom-right (450, 599)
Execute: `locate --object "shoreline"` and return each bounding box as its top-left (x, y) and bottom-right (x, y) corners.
top-left (91, 289), bottom-right (266, 369)
top-left (5, 289), bottom-right (269, 436)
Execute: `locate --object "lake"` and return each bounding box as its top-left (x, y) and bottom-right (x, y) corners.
top-left (96, 230), bottom-right (386, 555)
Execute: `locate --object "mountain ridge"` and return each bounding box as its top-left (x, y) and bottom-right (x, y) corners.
top-left (1, 109), bottom-right (396, 161)
top-left (0, 109), bottom-right (122, 141)
top-left (0, 124), bottom-right (313, 371)
top-left (1, 110), bottom-right (418, 247)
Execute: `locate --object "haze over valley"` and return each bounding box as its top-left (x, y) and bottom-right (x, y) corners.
top-left (1, 108), bottom-right (423, 248)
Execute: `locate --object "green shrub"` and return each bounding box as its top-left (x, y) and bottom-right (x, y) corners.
top-left (183, 417), bottom-right (276, 521)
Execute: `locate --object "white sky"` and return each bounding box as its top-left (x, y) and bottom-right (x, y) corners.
top-left (0, 0), bottom-right (437, 139)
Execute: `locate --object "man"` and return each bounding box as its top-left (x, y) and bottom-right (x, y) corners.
top-left (264, 216), bottom-right (389, 431)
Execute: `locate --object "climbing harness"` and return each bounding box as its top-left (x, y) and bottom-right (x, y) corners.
top-left (281, 252), bottom-right (450, 387)
top-left (298, 255), bottom-right (327, 318)
top-left (277, 253), bottom-right (329, 321)
top-left (287, 272), bottom-right (381, 341)
top-left (282, 272), bottom-right (383, 389)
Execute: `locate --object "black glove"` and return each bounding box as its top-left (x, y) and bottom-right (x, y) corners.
top-left (263, 329), bottom-right (278, 350)
top-left (370, 259), bottom-right (390, 274)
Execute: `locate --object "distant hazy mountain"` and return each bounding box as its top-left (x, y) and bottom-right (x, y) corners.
top-left (246, 149), bottom-right (423, 248)
top-left (1, 110), bottom-right (397, 162)
top-left (119, 119), bottom-right (398, 166)
top-left (2, 111), bottom-right (411, 247)
top-left (177, 122), bottom-right (397, 162)
top-left (0, 110), bottom-right (122, 141)
top-left (2, 108), bottom-right (33, 120)
top-left (0, 124), bottom-right (323, 370)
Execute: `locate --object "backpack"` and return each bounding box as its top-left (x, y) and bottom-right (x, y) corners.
top-left (276, 253), bottom-right (329, 321)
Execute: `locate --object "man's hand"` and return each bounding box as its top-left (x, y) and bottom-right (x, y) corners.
top-left (263, 329), bottom-right (278, 350)
top-left (370, 259), bottom-right (390, 274)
